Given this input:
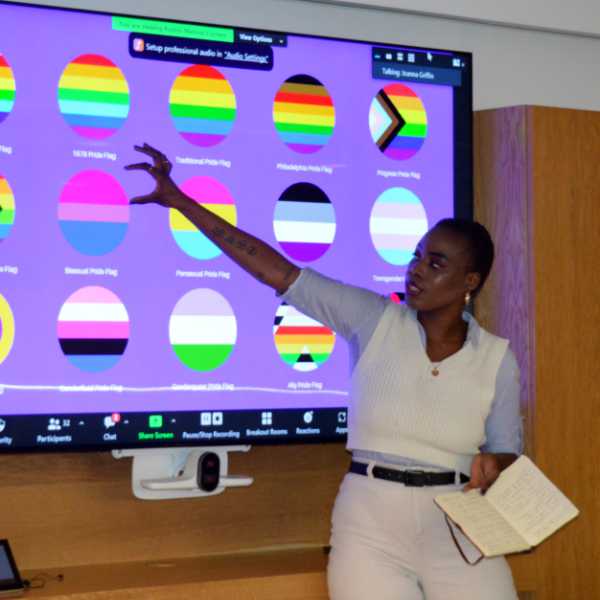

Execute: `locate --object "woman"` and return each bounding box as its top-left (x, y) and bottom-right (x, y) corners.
top-left (126, 143), bottom-right (521, 599)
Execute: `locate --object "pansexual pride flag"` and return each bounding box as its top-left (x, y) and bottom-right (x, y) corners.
top-left (369, 83), bottom-right (427, 160)
top-left (58, 170), bottom-right (129, 256)
top-left (57, 286), bottom-right (130, 372)
top-left (273, 302), bottom-right (335, 372)
top-left (369, 187), bottom-right (428, 266)
top-left (0, 54), bottom-right (15, 124)
top-left (169, 64), bottom-right (236, 147)
top-left (0, 293), bottom-right (15, 365)
top-left (170, 176), bottom-right (237, 260)
top-left (273, 182), bottom-right (336, 262)
top-left (58, 54), bottom-right (130, 139)
top-left (169, 289), bottom-right (237, 372)
top-left (273, 74), bottom-right (335, 153)
top-left (0, 174), bottom-right (15, 241)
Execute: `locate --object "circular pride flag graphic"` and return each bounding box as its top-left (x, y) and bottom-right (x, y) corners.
top-left (0, 174), bottom-right (16, 241)
top-left (170, 176), bottom-right (237, 260)
top-left (169, 64), bottom-right (236, 147)
top-left (369, 83), bottom-right (427, 160)
top-left (273, 74), bottom-right (335, 153)
top-left (57, 286), bottom-right (130, 372)
top-left (58, 170), bottom-right (129, 256)
top-left (0, 294), bottom-right (15, 365)
top-left (273, 302), bottom-right (335, 372)
top-left (169, 289), bottom-right (237, 372)
top-left (274, 182), bottom-right (336, 262)
top-left (0, 54), bottom-right (16, 124)
top-left (369, 187), bottom-right (428, 266)
top-left (58, 54), bottom-right (130, 140)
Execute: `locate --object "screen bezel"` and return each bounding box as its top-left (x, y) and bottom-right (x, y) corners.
top-left (0, 0), bottom-right (473, 453)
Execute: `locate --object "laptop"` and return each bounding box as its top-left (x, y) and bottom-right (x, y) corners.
top-left (0, 541), bottom-right (24, 598)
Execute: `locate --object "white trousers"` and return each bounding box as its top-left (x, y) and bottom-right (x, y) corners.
top-left (327, 472), bottom-right (519, 600)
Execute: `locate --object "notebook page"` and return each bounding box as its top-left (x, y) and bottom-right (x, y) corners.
top-left (435, 489), bottom-right (530, 557)
top-left (486, 455), bottom-right (579, 546)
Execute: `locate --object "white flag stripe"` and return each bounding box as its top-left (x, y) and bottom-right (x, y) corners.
top-left (59, 302), bottom-right (129, 322)
top-left (169, 315), bottom-right (237, 345)
top-left (275, 314), bottom-right (322, 328)
top-left (370, 217), bottom-right (427, 235)
top-left (274, 220), bottom-right (336, 243)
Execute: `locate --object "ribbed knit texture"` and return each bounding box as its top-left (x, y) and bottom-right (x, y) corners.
top-left (347, 303), bottom-right (508, 474)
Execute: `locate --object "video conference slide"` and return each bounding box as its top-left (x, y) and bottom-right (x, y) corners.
top-left (0, 4), bottom-right (462, 418)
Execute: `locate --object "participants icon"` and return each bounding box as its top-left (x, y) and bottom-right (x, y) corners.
top-left (273, 182), bottom-right (336, 262)
top-left (273, 302), bottom-right (335, 372)
top-left (369, 187), bottom-right (428, 265)
top-left (170, 176), bottom-right (237, 260)
top-left (58, 54), bottom-right (130, 139)
top-left (0, 293), bottom-right (15, 365)
top-left (57, 286), bottom-right (130, 372)
top-left (58, 170), bottom-right (129, 256)
top-left (0, 174), bottom-right (16, 241)
top-left (369, 83), bottom-right (427, 160)
top-left (273, 74), bottom-right (335, 153)
top-left (169, 289), bottom-right (237, 372)
top-left (169, 64), bottom-right (236, 147)
top-left (0, 54), bottom-right (15, 124)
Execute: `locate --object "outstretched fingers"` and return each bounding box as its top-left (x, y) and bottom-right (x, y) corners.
top-left (124, 161), bottom-right (153, 172)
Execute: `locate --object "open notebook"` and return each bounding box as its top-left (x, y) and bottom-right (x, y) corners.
top-left (434, 455), bottom-right (579, 557)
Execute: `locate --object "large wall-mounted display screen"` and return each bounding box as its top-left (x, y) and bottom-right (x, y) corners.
top-left (0, 1), bottom-right (472, 451)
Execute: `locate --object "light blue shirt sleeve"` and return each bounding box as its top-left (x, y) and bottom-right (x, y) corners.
top-left (281, 268), bottom-right (387, 369)
top-left (480, 347), bottom-right (523, 455)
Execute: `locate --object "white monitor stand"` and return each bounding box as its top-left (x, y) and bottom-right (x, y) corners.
top-left (113, 446), bottom-right (253, 500)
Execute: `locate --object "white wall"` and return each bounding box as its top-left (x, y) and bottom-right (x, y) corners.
top-left (311, 0), bottom-right (600, 38)
top-left (10, 0), bottom-right (600, 112)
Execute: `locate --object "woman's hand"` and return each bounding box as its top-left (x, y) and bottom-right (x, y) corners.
top-left (465, 453), bottom-right (517, 494)
top-left (124, 143), bottom-right (187, 208)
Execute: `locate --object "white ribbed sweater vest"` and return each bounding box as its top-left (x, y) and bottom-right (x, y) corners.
top-left (347, 303), bottom-right (508, 475)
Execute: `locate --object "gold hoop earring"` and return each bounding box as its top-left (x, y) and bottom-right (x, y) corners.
top-left (464, 291), bottom-right (471, 306)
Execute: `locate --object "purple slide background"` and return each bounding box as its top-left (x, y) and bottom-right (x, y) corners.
top-left (0, 4), bottom-right (453, 415)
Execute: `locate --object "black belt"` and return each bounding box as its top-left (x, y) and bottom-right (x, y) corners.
top-left (349, 460), bottom-right (469, 487)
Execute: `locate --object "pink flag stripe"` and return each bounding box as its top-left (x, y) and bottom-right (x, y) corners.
top-left (57, 321), bottom-right (130, 339)
top-left (60, 171), bottom-right (127, 205)
top-left (67, 286), bottom-right (123, 303)
top-left (180, 177), bottom-right (234, 204)
top-left (58, 202), bottom-right (130, 222)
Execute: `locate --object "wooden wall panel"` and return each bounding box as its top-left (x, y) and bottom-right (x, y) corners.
top-left (474, 106), bottom-right (538, 591)
top-left (529, 106), bottom-right (600, 600)
top-left (0, 444), bottom-right (349, 570)
top-left (475, 106), bottom-right (600, 600)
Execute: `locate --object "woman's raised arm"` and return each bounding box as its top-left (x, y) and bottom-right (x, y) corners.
top-left (125, 143), bottom-right (300, 294)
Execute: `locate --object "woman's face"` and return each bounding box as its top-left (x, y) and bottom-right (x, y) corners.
top-left (404, 226), bottom-right (480, 313)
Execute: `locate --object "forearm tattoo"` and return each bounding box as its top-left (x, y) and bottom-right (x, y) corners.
top-left (211, 225), bottom-right (257, 256)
